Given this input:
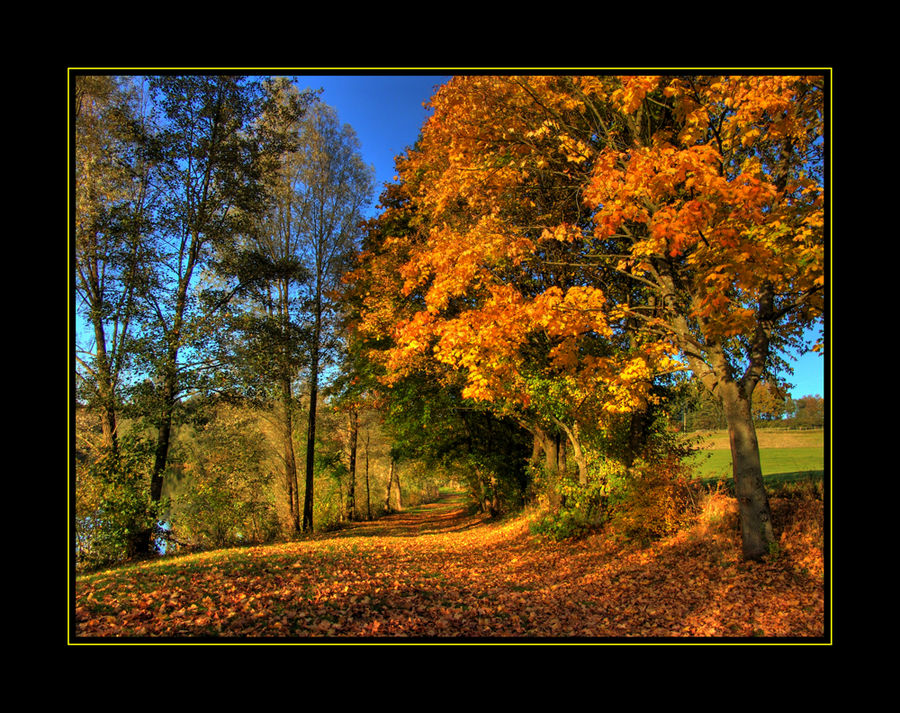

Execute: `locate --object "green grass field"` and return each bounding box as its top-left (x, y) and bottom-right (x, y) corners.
top-left (686, 429), bottom-right (825, 483)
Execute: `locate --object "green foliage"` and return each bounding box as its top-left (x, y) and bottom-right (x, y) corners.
top-left (666, 377), bottom-right (727, 431)
top-left (168, 406), bottom-right (280, 550)
top-left (309, 417), bottom-right (352, 530)
top-left (75, 433), bottom-right (157, 571)
top-left (395, 461), bottom-right (444, 508)
top-left (530, 402), bottom-right (701, 544)
top-left (529, 457), bottom-right (621, 541)
top-left (670, 374), bottom-right (824, 431)
top-left (378, 368), bottom-right (531, 515)
top-left (530, 507), bottom-right (599, 541)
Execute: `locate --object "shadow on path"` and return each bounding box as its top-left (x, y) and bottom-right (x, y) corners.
top-left (330, 491), bottom-right (490, 539)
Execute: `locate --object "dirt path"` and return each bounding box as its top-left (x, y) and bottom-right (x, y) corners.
top-left (73, 491), bottom-right (825, 640)
top-left (331, 492), bottom-right (488, 539)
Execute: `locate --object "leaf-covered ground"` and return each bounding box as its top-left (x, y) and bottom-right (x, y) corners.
top-left (72, 492), bottom-right (826, 642)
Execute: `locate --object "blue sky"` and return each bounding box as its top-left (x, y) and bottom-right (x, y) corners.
top-left (290, 73), bottom-right (825, 401)
top-left (294, 74), bottom-right (451, 211)
top-left (785, 338), bottom-right (826, 399)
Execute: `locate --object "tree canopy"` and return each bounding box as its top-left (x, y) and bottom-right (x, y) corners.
top-left (350, 74), bottom-right (825, 560)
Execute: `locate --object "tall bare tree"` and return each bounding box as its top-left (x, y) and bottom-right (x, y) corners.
top-left (219, 80), bottom-right (318, 534)
top-left (132, 76), bottom-right (310, 554)
top-left (74, 75), bottom-right (153, 456)
top-left (293, 103), bottom-right (374, 532)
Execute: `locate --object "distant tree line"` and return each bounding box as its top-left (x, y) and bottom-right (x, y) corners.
top-left (668, 377), bottom-right (824, 431)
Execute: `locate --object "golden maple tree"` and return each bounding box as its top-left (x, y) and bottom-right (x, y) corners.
top-left (352, 74), bottom-right (825, 560)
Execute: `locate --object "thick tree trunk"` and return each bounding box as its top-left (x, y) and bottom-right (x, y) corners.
top-left (143, 263), bottom-right (195, 554)
top-left (663, 284), bottom-right (778, 561)
top-left (101, 402), bottom-right (119, 456)
top-left (132, 375), bottom-right (175, 558)
top-left (552, 417), bottom-right (588, 485)
top-left (535, 427), bottom-right (564, 511)
top-left (720, 381), bottom-right (776, 561)
top-left (624, 406), bottom-right (649, 470)
top-left (529, 433), bottom-right (542, 472)
top-left (151, 413), bottom-right (171, 505)
top-left (150, 349), bottom-right (182, 504)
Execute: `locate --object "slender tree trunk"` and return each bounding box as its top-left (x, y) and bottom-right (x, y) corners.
top-left (303, 279), bottom-right (323, 532)
top-left (90, 318), bottom-right (120, 457)
top-left (302, 353), bottom-right (318, 532)
top-left (719, 381), bottom-right (776, 561)
top-left (384, 458), bottom-right (400, 513)
top-left (384, 460), bottom-right (393, 513)
top-left (150, 347), bottom-right (181, 499)
top-left (126, 367), bottom-right (176, 559)
top-left (364, 430), bottom-right (372, 521)
top-left (281, 379), bottom-right (301, 533)
top-left (384, 458), bottom-right (401, 513)
top-left (347, 407), bottom-right (358, 521)
top-left (487, 474), bottom-right (500, 517)
top-left (146, 246), bottom-right (197, 553)
top-left (150, 401), bottom-right (172, 504)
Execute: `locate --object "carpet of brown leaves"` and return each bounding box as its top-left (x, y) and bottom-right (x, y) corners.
top-left (72, 491), bottom-right (826, 642)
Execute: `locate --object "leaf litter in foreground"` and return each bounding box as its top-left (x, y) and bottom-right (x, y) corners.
top-left (74, 493), bottom-right (825, 639)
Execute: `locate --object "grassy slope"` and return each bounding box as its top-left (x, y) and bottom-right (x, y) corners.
top-left (687, 429), bottom-right (825, 480)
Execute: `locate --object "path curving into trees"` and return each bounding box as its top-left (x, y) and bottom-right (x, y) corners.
top-left (331, 491), bottom-right (489, 539)
top-left (74, 487), bottom-right (824, 640)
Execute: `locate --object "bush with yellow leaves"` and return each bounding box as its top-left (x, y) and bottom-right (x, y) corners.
top-left (605, 455), bottom-right (701, 547)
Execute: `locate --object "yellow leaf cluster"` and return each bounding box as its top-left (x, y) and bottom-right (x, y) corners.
top-left (611, 76), bottom-right (662, 114)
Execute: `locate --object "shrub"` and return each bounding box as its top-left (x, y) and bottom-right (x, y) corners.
top-left (75, 433), bottom-right (157, 571)
top-left (694, 482), bottom-right (740, 535)
top-left (528, 462), bottom-right (616, 541)
top-left (605, 455), bottom-right (700, 546)
top-left (169, 406), bottom-right (279, 549)
top-left (530, 507), bottom-right (599, 541)
top-left (768, 472), bottom-right (824, 500)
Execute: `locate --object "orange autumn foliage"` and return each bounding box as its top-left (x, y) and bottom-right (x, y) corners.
top-left (585, 75), bottom-right (824, 343)
top-left (356, 76), bottom-right (824, 432)
top-left (350, 74), bottom-right (826, 530)
top-left (355, 77), bottom-right (685, 420)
